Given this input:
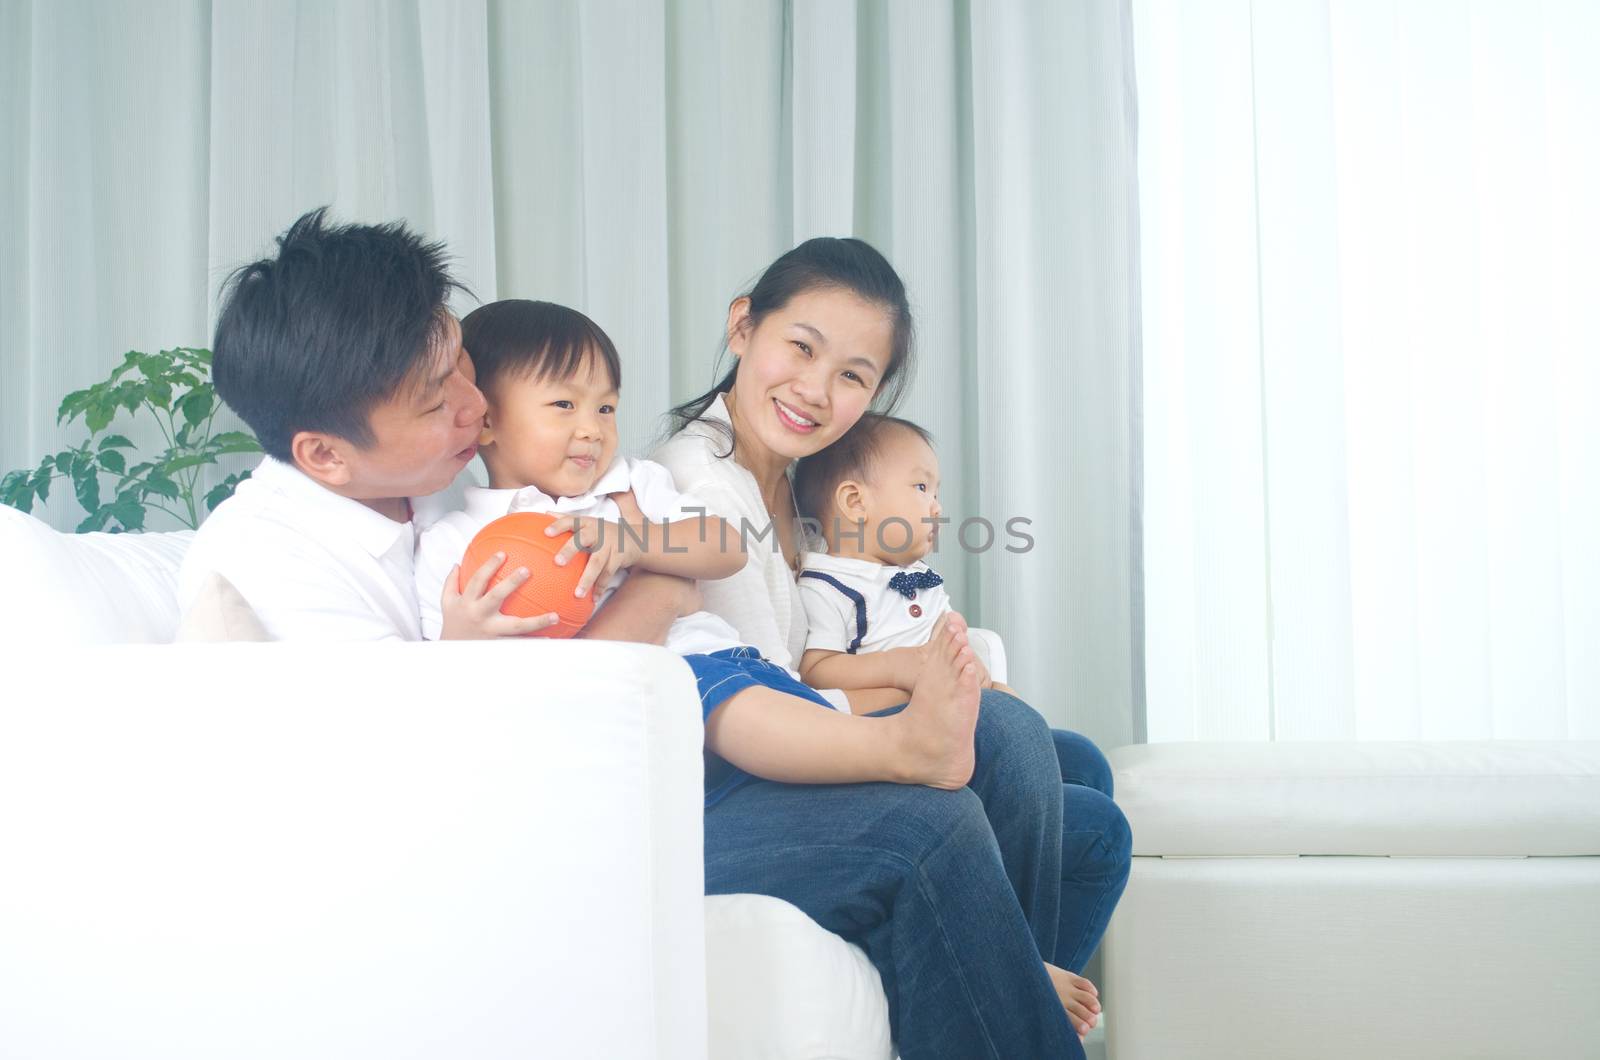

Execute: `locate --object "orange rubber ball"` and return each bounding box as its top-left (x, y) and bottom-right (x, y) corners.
top-left (458, 511), bottom-right (595, 638)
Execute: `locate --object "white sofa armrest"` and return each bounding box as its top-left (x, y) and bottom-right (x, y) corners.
top-left (0, 641), bottom-right (707, 1059)
top-left (966, 627), bottom-right (1008, 685)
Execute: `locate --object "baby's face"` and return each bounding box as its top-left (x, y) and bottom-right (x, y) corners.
top-left (860, 428), bottom-right (943, 563)
top-left (478, 350), bottom-right (619, 498)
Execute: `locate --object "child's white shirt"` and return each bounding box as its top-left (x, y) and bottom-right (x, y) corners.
top-left (415, 455), bottom-right (743, 655)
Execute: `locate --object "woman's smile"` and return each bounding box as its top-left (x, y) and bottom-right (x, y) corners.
top-left (773, 397), bottom-right (821, 434)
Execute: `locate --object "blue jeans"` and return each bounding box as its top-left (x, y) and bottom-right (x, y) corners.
top-left (703, 689), bottom-right (1131, 1060)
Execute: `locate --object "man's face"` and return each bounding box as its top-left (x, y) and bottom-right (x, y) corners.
top-left (342, 314), bottom-right (488, 501)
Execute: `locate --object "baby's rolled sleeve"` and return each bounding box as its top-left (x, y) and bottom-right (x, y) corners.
top-left (798, 575), bottom-right (856, 655)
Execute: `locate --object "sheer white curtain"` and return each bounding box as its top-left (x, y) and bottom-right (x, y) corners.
top-left (1136, 0), bottom-right (1600, 742)
top-left (2, 0), bottom-right (1144, 749)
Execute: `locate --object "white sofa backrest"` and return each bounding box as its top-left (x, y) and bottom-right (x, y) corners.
top-left (0, 506), bottom-right (192, 644)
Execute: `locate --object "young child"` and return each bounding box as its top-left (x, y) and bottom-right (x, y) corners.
top-left (793, 414), bottom-right (1013, 696)
top-left (414, 300), bottom-right (977, 805)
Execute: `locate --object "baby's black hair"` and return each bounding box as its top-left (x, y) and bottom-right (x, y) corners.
top-left (793, 413), bottom-right (934, 524)
top-left (211, 207), bottom-right (464, 461)
top-left (459, 299), bottom-right (621, 398)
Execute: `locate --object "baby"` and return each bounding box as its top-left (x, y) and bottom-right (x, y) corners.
top-left (414, 299), bottom-right (899, 805)
top-left (793, 414), bottom-right (1012, 696)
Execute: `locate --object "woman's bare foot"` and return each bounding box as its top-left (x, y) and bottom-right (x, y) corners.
top-left (1046, 962), bottom-right (1102, 1041)
top-left (890, 613), bottom-right (982, 789)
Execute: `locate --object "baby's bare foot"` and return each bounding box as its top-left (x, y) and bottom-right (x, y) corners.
top-left (892, 614), bottom-right (981, 789)
top-left (1046, 962), bottom-right (1101, 1041)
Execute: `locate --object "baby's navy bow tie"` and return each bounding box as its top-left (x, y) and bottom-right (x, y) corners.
top-left (887, 568), bottom-right (944, 599)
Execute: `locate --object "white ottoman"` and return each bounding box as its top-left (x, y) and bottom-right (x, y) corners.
top-left (1101, 741), bottom-right (1600, 1060)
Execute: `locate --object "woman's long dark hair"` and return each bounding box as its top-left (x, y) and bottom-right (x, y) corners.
top-left (664, 237), bottom-right (916, 456)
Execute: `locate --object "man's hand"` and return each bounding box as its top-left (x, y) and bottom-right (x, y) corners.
top-left (439, 552), bottom-right (559, 639)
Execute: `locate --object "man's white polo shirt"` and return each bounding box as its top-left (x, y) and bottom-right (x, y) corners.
top-left (177, 456), bottom-right (422, 641)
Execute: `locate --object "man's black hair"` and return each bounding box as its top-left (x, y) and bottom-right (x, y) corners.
top-left (793, 414), bottom-right (934, 524)
top-left (459, 300), bottom-right (622, 398)
top-left (211, 207), bottom-right (464, 461)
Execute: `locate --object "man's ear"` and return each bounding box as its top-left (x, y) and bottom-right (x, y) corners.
top-left (289, 431), bottom-right (354, 489)
top-left (726, 296), bottom-right (753, 356)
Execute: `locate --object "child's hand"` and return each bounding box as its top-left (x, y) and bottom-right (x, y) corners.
top-left (609, 489), bottom-right (645, 525)
top-left (439, 553), bottom-right (560, 639)
top-left (546, 515), bottom-right (642, 600)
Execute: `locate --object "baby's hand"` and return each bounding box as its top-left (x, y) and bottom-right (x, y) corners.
top-left (546, 515), bottom-right (641, 600)
top-left (439, 553), bottom-right (560, 639)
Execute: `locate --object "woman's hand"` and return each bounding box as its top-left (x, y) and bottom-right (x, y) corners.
top-left (545, 514), bottom-right (643, 600)
top-left (439, 552), bottom-right (560, 639)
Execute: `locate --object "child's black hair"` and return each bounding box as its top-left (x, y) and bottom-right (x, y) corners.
top-left (793, 413), bottom-right (934, 525)
top-left (211, 207), bottom-right (464, 462)
top-left (664, 236), bottom-right (916, 454)
top-left (459, 300), bottom-right (622, 398)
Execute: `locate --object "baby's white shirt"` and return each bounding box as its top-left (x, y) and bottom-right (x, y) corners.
top-left (415, 455), bottom-right (743, 655)
top-left (797, 551), bottom-right (954, 657)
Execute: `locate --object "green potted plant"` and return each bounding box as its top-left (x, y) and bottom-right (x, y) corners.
top-left (1, 347), bottom-right (260, 532)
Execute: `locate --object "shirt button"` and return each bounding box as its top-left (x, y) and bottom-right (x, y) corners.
top-left (909, 603), bottom-right (923, 618)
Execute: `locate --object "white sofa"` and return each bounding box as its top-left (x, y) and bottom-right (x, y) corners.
top-left (1102, 740), bottom-right (1600, 1059)
top-left (0, 505), bottom-right (900, 1059)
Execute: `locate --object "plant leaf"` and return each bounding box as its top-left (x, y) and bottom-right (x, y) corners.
top-left (98, 434), bottom-right (135, 451)
top-left (144, 471), bottom-right (180, 500)
top-left (203, 470), bottom-right (251, 512)
top-left (98, 450), bottom-right (126, 475)
top-left (116, 381), bottom-right (145, 414)
top-left (56, 388), bottom-right (93, 424)
top-left (2, 469), bottom-right (35, 512)
top-left (72, 463), bottom-right (100, 512)
top-left (110, 495), bottom-right (146, 531)
top-left (211, 431), bottom-right (261, 454)
top-left (76, 507), bottom-right (113, 533)
top-left (163, 453), bottom-right (208, 474)
top-left (179, 389), bottom-right (214, 427)
top-left (85, 400), bottom-right (115, 433)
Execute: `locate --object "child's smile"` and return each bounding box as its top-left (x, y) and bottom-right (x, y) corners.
top-left (476, 350), bottom-right (619, 498)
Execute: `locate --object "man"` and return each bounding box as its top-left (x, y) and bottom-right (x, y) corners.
top-left (179, 208), bottom-right (692, 641)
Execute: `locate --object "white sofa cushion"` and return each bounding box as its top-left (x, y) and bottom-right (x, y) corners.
top-left (1113, 740), bottom-right (1600, 856)
top-left (0, 640), bottom-right (708, 1059)
top-left (0, 506), bottom-right (191, 643)
top-left (174, 572), bottom-right (271, 641)
top-left (705, 893), bottom-right (891, 1060)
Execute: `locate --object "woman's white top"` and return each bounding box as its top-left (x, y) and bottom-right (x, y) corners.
top-left (651, 393), bottom-right (810, 672)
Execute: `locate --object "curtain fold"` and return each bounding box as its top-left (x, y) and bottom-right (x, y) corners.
top-left (1, 0), bottom-right (1145, 749)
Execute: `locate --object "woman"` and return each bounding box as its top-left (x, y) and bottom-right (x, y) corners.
top-left (652, 238), bottom-right (1130, 1058)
